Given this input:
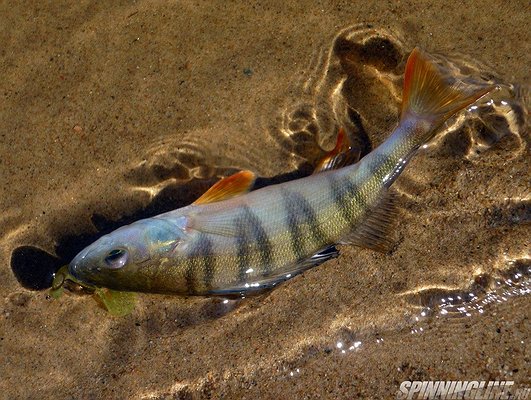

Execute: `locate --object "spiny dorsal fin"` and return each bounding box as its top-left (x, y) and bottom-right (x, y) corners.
top-left (193, 170), bottom-right (256, 205)
top-left (314, 128), bottom-right (361, 173)
top-left (340, 191), bottom-right (399, 253)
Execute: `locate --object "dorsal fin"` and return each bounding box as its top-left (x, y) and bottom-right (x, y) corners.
top-left (340, 190), bottom-right (399, 253)
top-left (193, 170), bottom-right (256, 205)
top-left (314, 128), bottom-right (361, 173)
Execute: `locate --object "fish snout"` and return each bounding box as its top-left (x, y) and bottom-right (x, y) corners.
top-left (68, 246), bottom-right (95, 280)
top-left (68, 256), bottom-right (83, 280)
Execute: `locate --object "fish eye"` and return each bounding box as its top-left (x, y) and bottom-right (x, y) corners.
top-left (104, 248), bottom-right (128, 269)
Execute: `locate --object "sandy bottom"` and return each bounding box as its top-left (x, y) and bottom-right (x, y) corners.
top-left (1, 1), bottom-right (529, 399)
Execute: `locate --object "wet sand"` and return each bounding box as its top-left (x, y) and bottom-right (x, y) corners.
top-left (1, 1), bottom-right (529, 399)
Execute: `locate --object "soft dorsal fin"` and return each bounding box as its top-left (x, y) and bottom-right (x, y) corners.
top-left (193, 170), bottom-right (256, 205)
top-left (314, 128), bottom-right (361, 173)
top-left (340, 190), bottom-right (399, 253)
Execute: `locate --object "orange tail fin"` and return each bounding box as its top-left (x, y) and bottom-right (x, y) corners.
top-left (401, 48), bottom-right (494, 141)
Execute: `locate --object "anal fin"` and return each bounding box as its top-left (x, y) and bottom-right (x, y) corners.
top-left (341, 191), bottom-right (399, 253)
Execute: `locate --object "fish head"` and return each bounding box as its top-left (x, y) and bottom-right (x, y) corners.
top-left (69, 216), bottom-right (188, 291)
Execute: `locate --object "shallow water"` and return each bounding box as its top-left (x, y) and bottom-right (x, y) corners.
top-left (1, 2), bottom-right (529, 399)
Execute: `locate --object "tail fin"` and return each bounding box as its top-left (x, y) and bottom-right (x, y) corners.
top-left (401, 48), bottom-right (493, 140)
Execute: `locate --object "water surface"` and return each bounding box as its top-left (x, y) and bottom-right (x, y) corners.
top-left (1, 1), bottom-right (529, 398)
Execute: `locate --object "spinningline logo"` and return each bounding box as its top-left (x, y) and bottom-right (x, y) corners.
top-left (396, 381), bottom-right (530, 400)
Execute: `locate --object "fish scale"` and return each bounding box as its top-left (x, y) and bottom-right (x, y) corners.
top-left (68, 48), bottom-right (493, 297)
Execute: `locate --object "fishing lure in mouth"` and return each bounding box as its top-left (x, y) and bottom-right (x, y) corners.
top-left (62, 48), bottom-right (493, 305)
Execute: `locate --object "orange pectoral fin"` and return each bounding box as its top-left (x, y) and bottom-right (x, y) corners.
top-left (314, 128), bottom-right (361, 173)
top-left (193, 170), bottom-right (256, 205)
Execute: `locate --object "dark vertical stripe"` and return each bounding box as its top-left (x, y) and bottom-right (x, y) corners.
top-left (185, 233), bottom-right (214, 295)
top-left (289, 191), bottom-right (329, 249)
top-left (366, 155), bottom-right (383, 178)
top-left (235, 206), bottom-right (273, 281)
top-left (243, 207), bottom-right (273, 276)
top-left (282, 190), bottom-right (306, 262)
top-left (328, 175), bottom-right (366, 226)
top-left (370, 153), bottom-right (394, 187)
top-left (236, 212), bottom-right (251, 283)
top-left (184, 260), bottom-right (195, 295)
top-left (201, 236), bottom-right (215, 292)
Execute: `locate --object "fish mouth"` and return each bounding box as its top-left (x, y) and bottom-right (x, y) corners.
top-left (68, 261), bottom-right (81, 280)
top-left (68, 258), bottom-right (101, 289)
top-left (68, 246), bottom-right (94, 281)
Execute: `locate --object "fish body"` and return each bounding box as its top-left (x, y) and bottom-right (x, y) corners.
top-left (69, 49), bottom-right (492, 296)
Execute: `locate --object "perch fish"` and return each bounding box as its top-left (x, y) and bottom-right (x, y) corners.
top-left (67, 48), bottom-right (492, 298)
